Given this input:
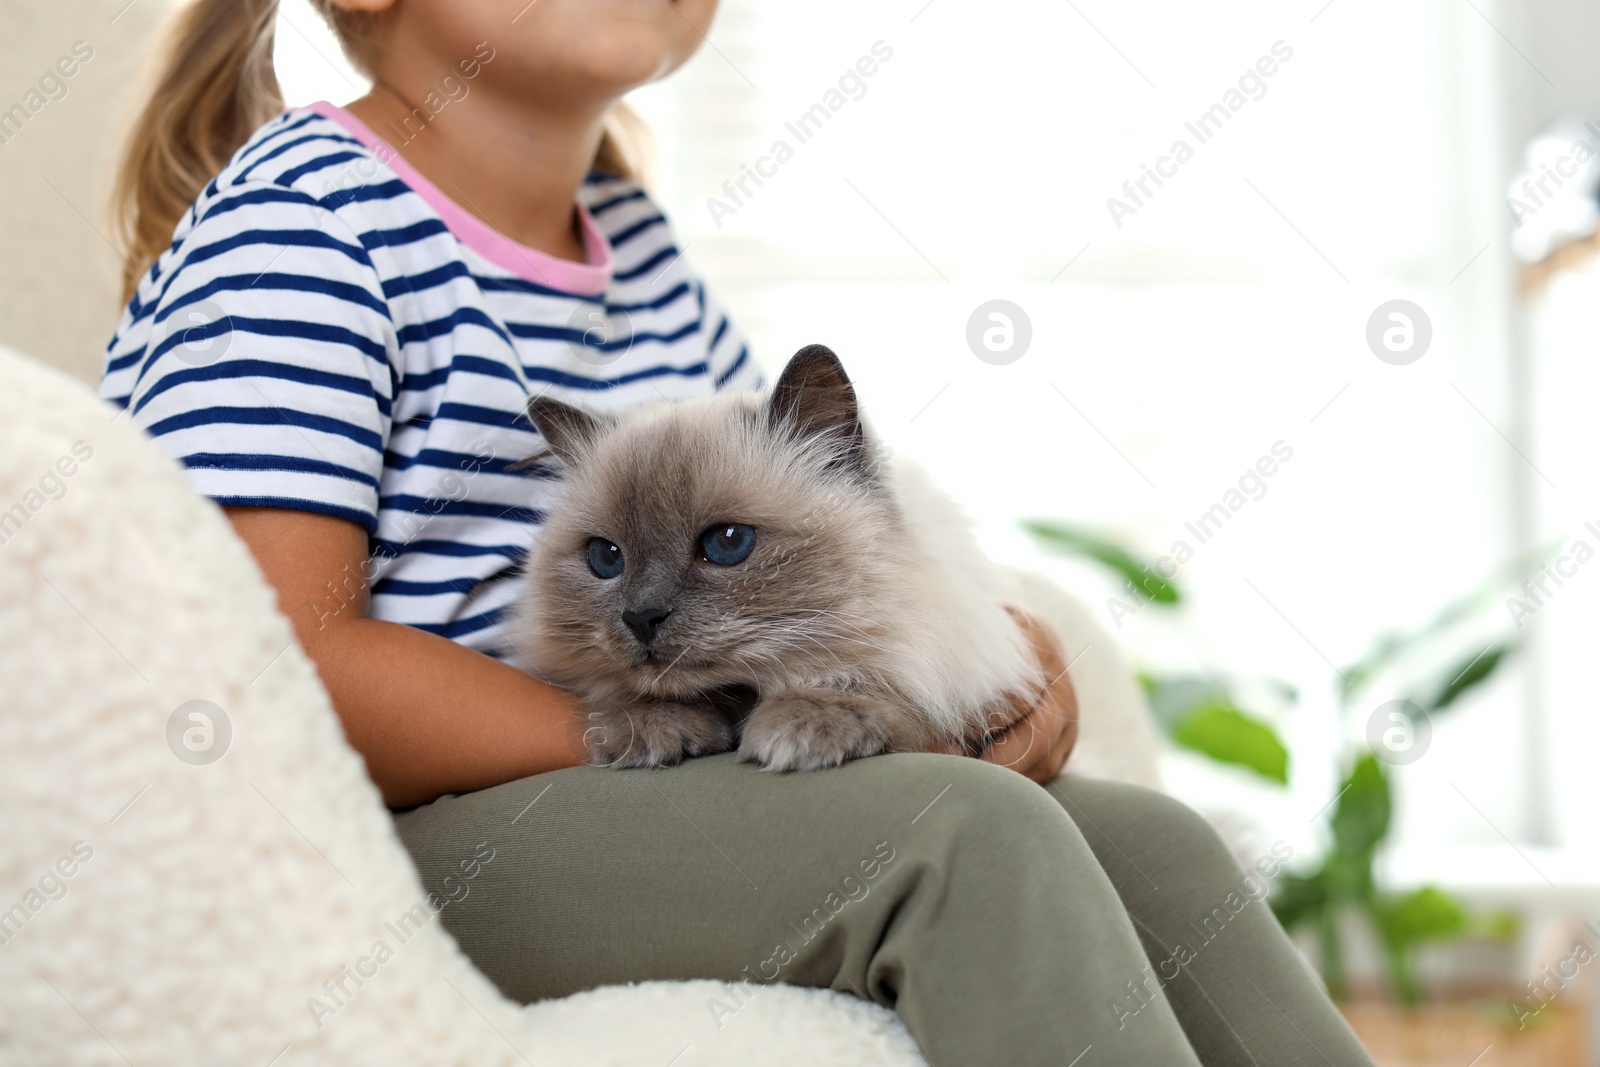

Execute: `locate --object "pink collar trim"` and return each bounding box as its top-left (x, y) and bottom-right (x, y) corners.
top-left (307, 101), bottom-right (611, 296)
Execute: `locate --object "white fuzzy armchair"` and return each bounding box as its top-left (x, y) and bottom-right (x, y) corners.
top-left (0, 344), bottom-right (1159, 1065)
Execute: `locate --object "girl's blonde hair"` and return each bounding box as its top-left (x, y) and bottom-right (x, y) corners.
top-left (110, 0), bottom-right (645, 305)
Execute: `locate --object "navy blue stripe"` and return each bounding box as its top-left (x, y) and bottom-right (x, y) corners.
top-left (360, 218), bottom-right (450, 251)
top-left (278, 149), bottom-right (369, 186)
top-left (588, 188), bottom-right (648, 215)
top-left (404, 608), bottom-right (507, 640)
top-left (384, 260), bottom-right (585, 302)
top-left (137, 315), bottom-right (390, 385)
top-left (714, 345), bottom-right (752, 390)
top-left (382, 261), bottom-right (472, 301)
top-left (206, 495), bottom-right (376, 534)
top-left (238, 130), bottom-right (363, 182)
top-left (608, 214), bottom-right (667, 248)
top-left (383, 446), bottom-right (534, 477)
top-left (147, 406), bottom-right (384, 452)
top-left (202, 186), bottom-right (327, 224)
top-left (150, 271), bottom-right (388, 328)
top-left (472, 272), bottom-right (592, 300)
top-left (609, 281), bottom-right (692, 314)
top-left (710, 315), bottom-right (730, 350)
top-left (380, 494), bottom-right (540, 523)
top-left (386, 355), bottom-right (717, 403)
top-left (232, 112), bottom-right (321, 172)
top-left (126, 290), bottom-right (149, 325)
top-left (396, 306), bottom-right (513, 349)
top-left (323, 178), bottom-right (413, 208)
top-left (522, 358), bottom-right (711, 392)
top-left (181, 227), bottom-right (371, 273)
top-left (105, 348), bottom-right (140, 375)
top-left (402, 354), bottom-right (520, 394)
top-left (371, 538), bottom-right (529, 559)
top-left (382, 275), bottom-right (688, 326)
top-left (428, 402), bottom-right (531, 430)
top-left (392, 348), bottom-right (718, 400)
top-left (371, 576), bottom-right (480, 597)
top-left (504, 317), bottom-right (699, 350)
top-left (182, 451), bottom-right (378, 490)
top-left (132, 358), bottom-right (387, 419)
top-left (612, 245), bottom-right (680, 283)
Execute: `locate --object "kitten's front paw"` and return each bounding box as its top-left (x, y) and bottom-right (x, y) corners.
top-left (738, 688), bottom-right (894, 772)
top-left (584, 701), bottom-right (734, 769)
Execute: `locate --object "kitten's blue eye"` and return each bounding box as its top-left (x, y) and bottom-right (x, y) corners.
top-left (700, 523), bottom-right (756, 565)
top-left (586, 538), bottom-right (624, 579)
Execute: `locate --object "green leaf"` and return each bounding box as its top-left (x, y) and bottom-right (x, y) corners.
top-left (1021, 520), bottom-right (1181, 605)
top-left (1329, 754), bottom-right (1391, 880)
top-left (1139, 673), bottom-right (1231, 731)
top-left (1169, 703), bottom-right (1289, 784)
top-left (1473, 908), bottom-right (1521, 942)
top-left (1372, 886), bottom-right (1469, 947)
top-left (1263, 676), bottom-right (1300, 704)
top-left (1418, 642), bottom-right (1518, 713)
top-left (1338, 632), bottom-right (1408, 706)
top-left (1315, 849), bottom-right (1369, 902)
top-left (1270, 873), bottom-right (1328, 932)
top-left (1337, 541), bottom-right (1558, 707)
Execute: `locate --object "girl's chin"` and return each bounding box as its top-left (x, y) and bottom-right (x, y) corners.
top-left (555, 29), bottom-right (683, 85)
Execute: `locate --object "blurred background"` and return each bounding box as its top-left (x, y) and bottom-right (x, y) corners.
top-left (4, 0), bottom-right (1599, 1061)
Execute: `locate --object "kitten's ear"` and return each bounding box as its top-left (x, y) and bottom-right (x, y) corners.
top-left (523, 393), bottom-right (604, 464)
top-left (766, 344), bottom-right (872, 475)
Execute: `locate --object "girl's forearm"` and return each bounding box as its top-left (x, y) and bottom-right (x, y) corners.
top-left (225, 507), bottom-right (588, 808)
top-left (305, 617), bottom-right (588, 808)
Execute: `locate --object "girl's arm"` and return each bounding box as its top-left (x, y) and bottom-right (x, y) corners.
top-left (984, 608), bottom-right (1079, 782)
top-left (926, 608), bottom-right (1079, 783)
top-left (228, 507), bottom-right (588, 808)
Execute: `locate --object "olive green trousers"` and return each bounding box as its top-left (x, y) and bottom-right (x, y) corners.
top-left (395, 753), bottom-right (1374, 1067)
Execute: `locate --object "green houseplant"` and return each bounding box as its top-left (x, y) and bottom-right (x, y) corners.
top-left (1023, 519), bottom-right (1524, 1004)
top-left (1022, 520), bottom-right (1294, 784)
top-left (1271, 574), bottom-right (1525, 1005)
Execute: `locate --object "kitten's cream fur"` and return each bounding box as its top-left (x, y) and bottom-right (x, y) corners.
top-left (510, 345), bottom-right (1041, 771)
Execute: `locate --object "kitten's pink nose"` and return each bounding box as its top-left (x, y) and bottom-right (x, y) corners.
top-left (622, 604), bottom-right (672, 645)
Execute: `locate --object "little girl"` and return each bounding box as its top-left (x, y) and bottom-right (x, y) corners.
top-left (102, 1), bottom-right (1374, 1064)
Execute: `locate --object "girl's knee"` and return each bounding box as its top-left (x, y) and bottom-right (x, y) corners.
top-left (878, 752), bottom-right (1073, 820)
top-left (1051, 776), bottom-right (1257, 888)
top-left (869, 754), bottom-right (1092, 869)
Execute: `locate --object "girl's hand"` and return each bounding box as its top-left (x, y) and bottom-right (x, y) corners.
top-left (933, 606), bottom-right (1080, 783)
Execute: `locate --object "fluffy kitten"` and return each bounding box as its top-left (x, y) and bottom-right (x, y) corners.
top-left (511, 344), bottom-right (1043, 771)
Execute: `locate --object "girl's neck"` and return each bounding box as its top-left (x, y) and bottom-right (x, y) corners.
top-left (345, 82), bottom-right (608, 265)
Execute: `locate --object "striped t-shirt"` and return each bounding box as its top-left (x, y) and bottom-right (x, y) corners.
top-left (101, 102), bottom-right (760, 659)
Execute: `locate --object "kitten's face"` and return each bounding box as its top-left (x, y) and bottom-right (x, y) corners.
top-left (524, 347), bottom-right (897, 700)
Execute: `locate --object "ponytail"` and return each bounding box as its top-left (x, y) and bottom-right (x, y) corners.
top-left (111, 0), bottom-right (282, 304)
top-left (594, 102), bottom-right (651, 183)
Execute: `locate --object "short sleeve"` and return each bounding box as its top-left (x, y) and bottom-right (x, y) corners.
top-left (102, 182), bottom-right (398, 533)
